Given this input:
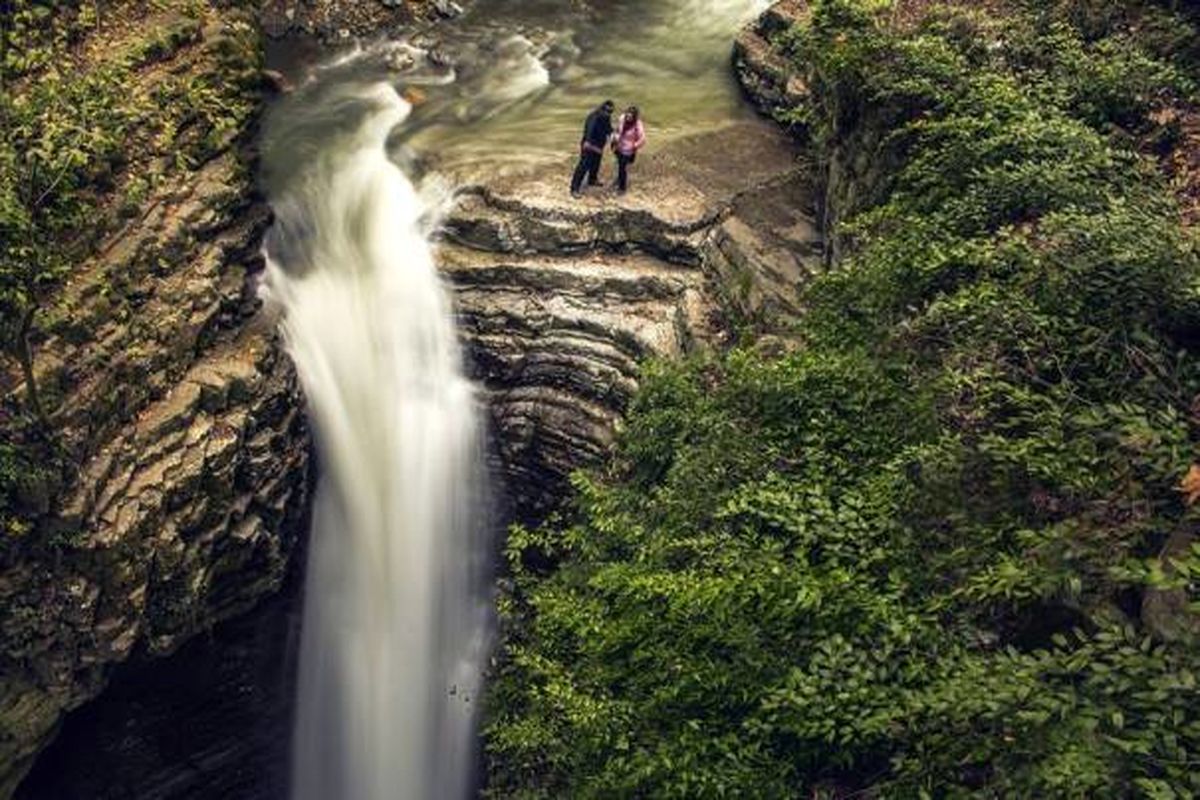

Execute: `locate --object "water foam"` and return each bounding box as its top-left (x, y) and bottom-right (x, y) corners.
top-left (263, 82), bottom-right (490, 800)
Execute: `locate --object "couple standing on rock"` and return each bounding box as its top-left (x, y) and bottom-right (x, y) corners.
top-left (570, 99), bottom-right (647, 198)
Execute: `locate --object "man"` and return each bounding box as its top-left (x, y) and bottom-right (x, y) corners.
top-left (570, 100), bottom-right (615, 197)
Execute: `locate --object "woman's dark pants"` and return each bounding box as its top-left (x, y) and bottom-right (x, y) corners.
top-left (570, 150), bottom-right (603, 193)
top-left (616, 153), bottom-right (634, 192)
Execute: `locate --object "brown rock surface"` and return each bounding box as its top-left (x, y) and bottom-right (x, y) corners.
top-left (733, 0), bottom-right (810, 117)
top-left (439, 119), bottom-right (821, 517)
top-left (0, 10), bottom-right (312, 797)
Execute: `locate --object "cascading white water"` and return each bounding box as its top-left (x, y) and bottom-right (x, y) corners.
top-left (261, 81), bottom-right (490, 800)
top-left (253, 2), bottom-right (773, 794)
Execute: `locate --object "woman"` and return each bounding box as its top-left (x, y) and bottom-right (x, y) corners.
top-left (611, 105), bottom-right (646, 194)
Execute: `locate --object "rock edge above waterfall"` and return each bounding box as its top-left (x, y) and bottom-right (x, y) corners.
top-left (438, 118), bottom-right (822, 518)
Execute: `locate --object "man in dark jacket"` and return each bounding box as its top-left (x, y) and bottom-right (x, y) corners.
top-left (570, 100), bottom-right (615, 197)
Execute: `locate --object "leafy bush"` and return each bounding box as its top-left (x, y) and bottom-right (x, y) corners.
top-left (0, 0), bottom-right (96, 79)
top-left (485, 1), bottom-right (1200, 797)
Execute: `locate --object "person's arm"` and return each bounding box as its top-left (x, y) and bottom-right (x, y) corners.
top-left (633, 121), bottom-right (646, 151)
top-left (610, 114), bottom-right (625, 151)
top-left (581, 112), bottom-right (596, 150)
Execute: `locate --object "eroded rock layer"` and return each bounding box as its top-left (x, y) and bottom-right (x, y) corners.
top-left (438, 119), bottom-right (820, 517)
top-left (1, 16), bottom-right (312, 796)
top-left (1, 192), bottom-right (310, 798)
top-left (442, 240), bottom-right (712, 516)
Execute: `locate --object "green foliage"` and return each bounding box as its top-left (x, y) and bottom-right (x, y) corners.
top-left (0, 416), bottom-right (58, 542)
top-left (1, 0), bottom-right (261, 383)
top-left (0, 1), bottom-right (261, 545)
top-left (0, 440), bottom-right (36, 539)
top-left (486, 1), bottom-right (1200, 797)
top-left (0, 0), bottom-right (97, 79)
top-left (1, 22), bottom-right (146, 423)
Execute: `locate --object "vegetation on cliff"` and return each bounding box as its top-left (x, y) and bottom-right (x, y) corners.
top-left (0, 0), bottom-right (260, 544)
top-left (485, 1), bottom-right (1200, 796)
top-left (0, 5), bottom-right (318, 795)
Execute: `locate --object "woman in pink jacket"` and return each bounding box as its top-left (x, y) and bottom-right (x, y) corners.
top-left (611, 105), bottom-right (646, 194)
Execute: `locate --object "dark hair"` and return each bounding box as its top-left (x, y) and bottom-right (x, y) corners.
top-left (622, 105), bottom-right (639, 131)
top-left (601, 99), bottom-right (615, 112)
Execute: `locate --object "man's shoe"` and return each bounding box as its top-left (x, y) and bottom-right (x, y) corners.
top-left (571, 190), bottom-right (582, 198)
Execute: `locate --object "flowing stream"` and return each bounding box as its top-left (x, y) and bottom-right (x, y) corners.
top-left (260, 0), bottom-right (768, 798)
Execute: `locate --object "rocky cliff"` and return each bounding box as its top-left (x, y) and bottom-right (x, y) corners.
top-left (439, 119), bottom-right (821, 517)
top-left (734, 0), bottom-right (905, 261)
top-left (733, 0), bottom-right (810, 119)
top-left (0, 6), bottom-right (311, 795)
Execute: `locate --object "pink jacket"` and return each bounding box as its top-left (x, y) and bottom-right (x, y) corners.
top-left (613, 115), bottom-right (646, 156)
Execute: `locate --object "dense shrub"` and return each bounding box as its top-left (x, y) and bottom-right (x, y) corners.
top-left (485, 1), bottom-right (1200, 797)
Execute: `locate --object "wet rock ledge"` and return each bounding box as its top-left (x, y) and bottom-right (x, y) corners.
top-left (438, 118), bottom-right (822, 517)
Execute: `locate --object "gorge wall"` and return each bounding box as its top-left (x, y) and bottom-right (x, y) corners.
top-left (734, 0), bottom-right (906, 260)
top-left (1, 6), bottom-right (310, 795)
top-left (7, 1), bottom-right (824, 795)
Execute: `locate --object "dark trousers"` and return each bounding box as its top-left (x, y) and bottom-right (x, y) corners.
top-left (570, 149), bottom-right (603, 193)
top-left (616, 152), bottom-right (634, 191)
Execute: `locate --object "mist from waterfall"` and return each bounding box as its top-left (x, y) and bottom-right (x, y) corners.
top-left (260, 81), bottom-right (490, 800)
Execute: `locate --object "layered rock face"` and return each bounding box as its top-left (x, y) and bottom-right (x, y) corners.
top-left (438, 119), bottom-right (821, 517)
top-left (1, 12), bottom-right (311, 797)
top-left (7, 4), bottom-right (825, 793)
top-left (1, 168), bottom-right (311, 797)
top-left (703, 165), bottom-right (823, 324)
top-left (733, 0), bottom-right (810, 118)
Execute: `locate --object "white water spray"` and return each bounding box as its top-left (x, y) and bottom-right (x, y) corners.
top-left (262, 81), bottom-right (490, 800)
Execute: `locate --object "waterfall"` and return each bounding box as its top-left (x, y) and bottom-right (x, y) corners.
top-left (261, 81), bottom-right (491, 800)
